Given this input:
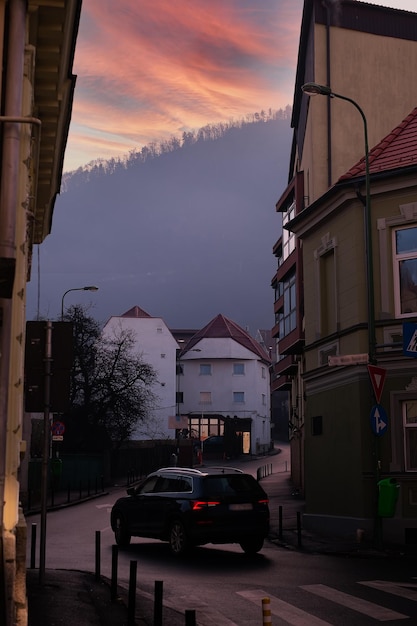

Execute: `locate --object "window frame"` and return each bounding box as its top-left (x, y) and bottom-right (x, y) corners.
top-left (199, 363), bottom-right (212, 376)
top-left (393, 224), bottom-right (417, 318)
top-left (233, 363), bottom-right (245, 376)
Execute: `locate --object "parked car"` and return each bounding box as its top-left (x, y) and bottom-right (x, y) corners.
top-left (110, 466), bottom-right (270, 556)
top-left (202, 435), bottom-right (224, 454)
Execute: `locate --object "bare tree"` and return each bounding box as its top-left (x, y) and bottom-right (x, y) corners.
top-left (63, 305), bottom-right (157, 449)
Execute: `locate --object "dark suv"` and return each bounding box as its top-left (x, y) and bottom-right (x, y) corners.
top-left (110, 466), bottom-right (270, 556)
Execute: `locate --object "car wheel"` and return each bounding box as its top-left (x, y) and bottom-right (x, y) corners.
top-left (114, 514), bottom-right (131, 547)
top-left (169, 519), bottom-right (189, 556)
top-left (239, 536), bottom-right (264, 554)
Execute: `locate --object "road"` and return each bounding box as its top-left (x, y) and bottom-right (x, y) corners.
top-left (27, 451), bottom-right (417, 625)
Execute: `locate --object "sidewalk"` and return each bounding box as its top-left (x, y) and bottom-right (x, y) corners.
top-left (25, 448), bottom-right (401, 626)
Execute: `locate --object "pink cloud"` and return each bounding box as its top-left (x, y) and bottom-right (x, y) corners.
top-left (65, 0), bottom-right (302, 170)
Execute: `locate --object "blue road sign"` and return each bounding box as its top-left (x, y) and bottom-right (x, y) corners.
top-left (403, 322), bottom-right (417, 358)
top-left (370, 405), bottom-right (388, 437)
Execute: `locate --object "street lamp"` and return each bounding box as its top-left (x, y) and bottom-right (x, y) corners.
top-left (61, 285), bottom-right (99, 320)
top-left (301, 82), bottom-right (376, 366)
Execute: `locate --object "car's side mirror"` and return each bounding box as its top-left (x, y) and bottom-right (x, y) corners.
top-left (127, 487), bottom-right (135, 496)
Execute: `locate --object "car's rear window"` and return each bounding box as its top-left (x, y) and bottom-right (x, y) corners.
top-left (203, 475), bottom-right (263, 498)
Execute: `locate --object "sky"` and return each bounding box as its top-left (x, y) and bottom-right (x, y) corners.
top-left (64, 0), bottom-right (417, 173)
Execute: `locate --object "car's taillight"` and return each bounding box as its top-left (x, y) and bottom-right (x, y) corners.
top-left (192, 500), bottom-right (220, 510)
top-left (258, 498), bottom-right (269, 505)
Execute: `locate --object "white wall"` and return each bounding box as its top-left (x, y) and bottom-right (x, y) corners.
top-left (103, 316), bottom-right (178, 439)
top-left (181, 338), bottom-right (271, 452)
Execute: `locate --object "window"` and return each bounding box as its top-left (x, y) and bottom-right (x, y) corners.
top-left (199, 391), bottom-right (211, 404)
top-left (233, 392), bottom-right (245, 403)
top-left (200, 364), bottom-right (212, 375)
top-left (233, 363), bottom-right (245, 375)
top-left (282, 201), bottom-right (296, 261)
top-left (279, 270), bottom-right (296, 338)
top-left (393, 225), bottom-right (417, 317)
top-left (262, 367), bottom-right (266, 378)
top-left (262, 394), bottom-right (266, 406)
top-left (404, 400), bottom-right (417, 471)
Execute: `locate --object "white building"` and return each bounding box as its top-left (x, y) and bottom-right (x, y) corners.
top-left (179, 314), bottom-right (272, 455)
top-left (103, 306), bottom-right (179, 439)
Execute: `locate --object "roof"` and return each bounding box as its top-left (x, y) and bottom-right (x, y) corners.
top-left (339, 107), bottom-right (417, 181)
top-left (120, 306), bottom-right (152, 318)
top-left (183, 314), bottom-right (271, 363)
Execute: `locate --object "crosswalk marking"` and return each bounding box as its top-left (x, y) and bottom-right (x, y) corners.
top-left (237, 589), bottom-right (333, 625)
top-left (360, 580), bottom-right (417, 602)
top-left (301, 584), bottom-right (409, 621)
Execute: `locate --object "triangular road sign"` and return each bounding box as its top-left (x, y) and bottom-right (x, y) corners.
top-left (368, 365), bottom-right (387, 404)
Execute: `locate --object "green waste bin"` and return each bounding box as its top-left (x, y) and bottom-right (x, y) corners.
top-left (377, 478), bottom-right (400, 518)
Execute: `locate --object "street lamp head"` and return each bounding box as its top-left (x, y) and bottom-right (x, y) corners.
top-left (83, 285), bottom-right (99, 291)
top-left (302, 82), bottom-right (332, 97)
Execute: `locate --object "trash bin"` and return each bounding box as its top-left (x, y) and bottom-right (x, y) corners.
top-left (377, 478), bottom-right (400, 518)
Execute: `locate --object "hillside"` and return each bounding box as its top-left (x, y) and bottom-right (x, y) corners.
top-left (27, 111), bottom-right (292, 334)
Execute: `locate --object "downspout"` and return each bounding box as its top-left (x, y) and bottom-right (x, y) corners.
top-left (0, 2), bottom-right (26, 618)
top-left (325, 1), bottom-right (332, 187)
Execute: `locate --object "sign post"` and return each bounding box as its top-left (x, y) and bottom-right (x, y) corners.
top-left (367, 365), bottom-right (387, 404)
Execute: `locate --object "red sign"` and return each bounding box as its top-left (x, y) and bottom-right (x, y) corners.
top-left (51, 420), bottom-right (65, 436)
top-left (367, 365), bottom-right (387, 404)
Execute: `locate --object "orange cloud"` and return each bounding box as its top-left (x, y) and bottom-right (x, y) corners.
top-left (64, 0), bottom-right (302, 170)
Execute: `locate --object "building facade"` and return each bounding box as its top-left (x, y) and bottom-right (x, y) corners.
top-left (0, 2), bottom-right (82, 624)
top-left (179, 314), bottom-right (272, 456)
top-left (103, 306), bottom-right (180, 439)
top-left (273, 0), bottom-right (417, 543)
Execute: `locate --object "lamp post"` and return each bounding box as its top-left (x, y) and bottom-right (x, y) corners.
top-left (61, 285), bottom-right (99, 320)
top-left (302, 82), bottom-right (381, 545)
top-left (301, 82), bottom-right (376, 366)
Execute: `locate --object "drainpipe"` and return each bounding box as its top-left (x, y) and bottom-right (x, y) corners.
top-left (0, 4), bottom-right (26, 622)
top-left (325, 1), bottom-right (332, 187)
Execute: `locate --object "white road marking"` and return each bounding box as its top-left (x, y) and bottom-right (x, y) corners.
top-left (302, 584), bottom-right (409, 621)
top-left (237, 589), bottom-right (332, 625)
top-left (360, 580), bottom-right (417, 602)
top-left (134, 589), bottom-right (239, 626)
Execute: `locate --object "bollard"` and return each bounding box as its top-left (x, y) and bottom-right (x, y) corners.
top-left (278, 506), bottom-right (283, 540)
top-left (95, 531), bottom-right (101, 581)
top-left (128, 560), bottom-right (137, 625)
top-left (185, 609), bottom-right (196, 626)
top-left (262, 597), bottom-right (272, 625)
top-left (111, 545), bottom-right (119, 602)
top-left (297, 511), bottom-right (302, 548)
top-left (30, 523), bottom-right (37, 569)
top-left (154, 580), bottom-right (163, 626)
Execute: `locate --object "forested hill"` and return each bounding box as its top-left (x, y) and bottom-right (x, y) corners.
top-left (28, 109), bottom-right (293, 334)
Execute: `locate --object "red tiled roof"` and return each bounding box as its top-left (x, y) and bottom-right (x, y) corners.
top-left (339, 107), bottom-right (417, 181)
top-left (183, 314), bottom-right (271, 363)
top-left (121, 305), bottom-right (151, 318)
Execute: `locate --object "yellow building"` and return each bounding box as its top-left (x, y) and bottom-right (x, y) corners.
top-left (273, 0), bottom-right (417, 544)
top-left (0, 2), bottom-right (81, 624)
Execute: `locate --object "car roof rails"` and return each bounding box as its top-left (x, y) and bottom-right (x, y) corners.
top-left (156, 467), bottom-right (204, 475)
top-left (203, 466), bottom-right (244, 474)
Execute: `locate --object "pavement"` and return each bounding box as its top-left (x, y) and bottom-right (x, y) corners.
top-left (26, 445), bottom-right (408, 626)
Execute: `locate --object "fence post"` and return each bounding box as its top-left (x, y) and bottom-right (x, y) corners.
top-left (262, 597), bottom-right (272, 625)
top-left (95, 531), bottom-right (101, 581)
top-left (30, 523), bottom-right (37, 569)
top-left (297, 511), bottom-right (302, 548)
top-left (154, 580), bottom-right (163, 626)
top-left (127, 560), bottom-right (137, 625)
top-left (185, 609), bottom-right (196, 626)
top-left (111, 545), bottom-right (118, 602)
